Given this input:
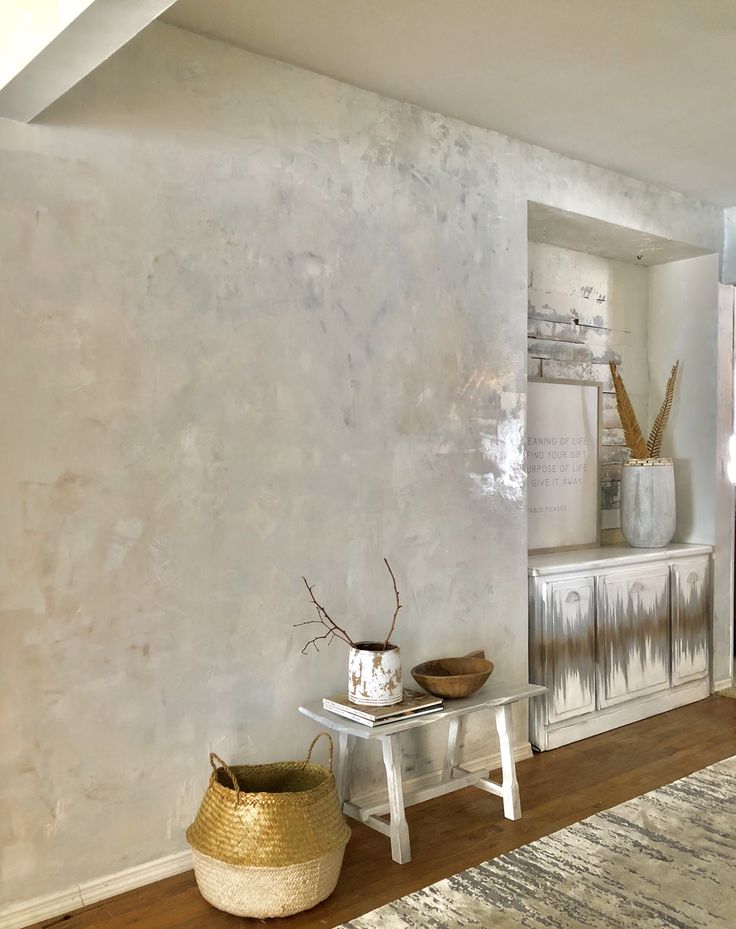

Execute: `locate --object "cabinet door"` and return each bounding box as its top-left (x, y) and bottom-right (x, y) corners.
top-left (671, 558), bottom-right (709, 684)
top-left (544, 577), bottom-right (596, 723)
top-left (598, 564), bottom-right (670, 707)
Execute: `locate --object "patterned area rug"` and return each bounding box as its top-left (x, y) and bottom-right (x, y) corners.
top-left (341, 756), bottom-right (736, 928)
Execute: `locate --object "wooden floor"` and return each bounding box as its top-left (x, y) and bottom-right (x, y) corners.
top-left (35, 695), bottom-right (736, 929)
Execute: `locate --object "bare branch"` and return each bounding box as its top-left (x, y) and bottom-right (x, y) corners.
top-left (294, 618), bottom-right (352, 641)
top-left (296, 577), bottom-right (355, 654)
top-left (300, 628), bottom-right (341, 655)
top-left (382, 557), bottom-right (402, 649)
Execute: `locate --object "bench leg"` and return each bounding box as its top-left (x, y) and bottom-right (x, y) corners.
top-left (495, 704), bottom-right (521, 820)
top-left (442, 716), bottom-right (464, 782)
top-left (381, 733), bottom-right (411, 864)
top-left (336, 731), bottom-right (354, 805)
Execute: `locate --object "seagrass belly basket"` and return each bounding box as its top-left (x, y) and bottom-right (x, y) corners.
top-left (186, 733), bottom-right (350, 918)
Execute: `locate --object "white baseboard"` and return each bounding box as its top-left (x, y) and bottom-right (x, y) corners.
top-left (713, 677), bottom-right (734, 692)
top-left (0, 742), bottom-right (533, 929)
top-left (0, 850), bottom-right (193, 929)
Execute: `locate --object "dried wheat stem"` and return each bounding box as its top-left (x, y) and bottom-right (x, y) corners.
top-left (609, 361), bottom-right (649, 459)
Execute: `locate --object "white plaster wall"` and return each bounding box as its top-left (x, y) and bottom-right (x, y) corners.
top-left (0, 21), bottom-right (723, 908)
top-left (648, 255), bottom-right (731, 685)
top-left (648, 255), bottom-right (720, 543)
top-left (722, 207), bottom-right (736, 285)
top-left (714, 284), bottom-right (735, 686)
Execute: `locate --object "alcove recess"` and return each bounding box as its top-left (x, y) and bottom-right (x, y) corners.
top-left (526, 201), bottom-right (720, 547)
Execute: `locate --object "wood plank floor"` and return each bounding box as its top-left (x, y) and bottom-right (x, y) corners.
top-left (33, 695), bottom-right (736, 929)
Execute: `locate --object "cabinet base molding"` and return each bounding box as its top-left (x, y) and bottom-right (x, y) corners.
top-left (532, 679), bottom-right (709, 752)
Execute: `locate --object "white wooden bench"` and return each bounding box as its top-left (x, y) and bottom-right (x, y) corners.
top-left (299, 680), bottom-right (546, 864)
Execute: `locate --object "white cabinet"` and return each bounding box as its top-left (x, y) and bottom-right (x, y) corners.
top-left (598, 564), bottom-right (670, 707)
top-left (545, 577), bottom-right (596, 724)
top-left (529, 544), bottom-right (711, 751)
top-left (671, 559), bottom-right (709, 684)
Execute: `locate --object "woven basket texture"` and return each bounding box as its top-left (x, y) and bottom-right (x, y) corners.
top-left (186, 736), bottom-right (350, 869)
top-left (191, 845), bottom-right (346, 918)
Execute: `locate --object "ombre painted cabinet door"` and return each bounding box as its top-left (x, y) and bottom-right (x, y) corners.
top-left (598, 565), bottom-right (670, 706)
top-left (545, 577), bottom-right (596, 722)
top-left (671, 558), bottom-right (709, 684)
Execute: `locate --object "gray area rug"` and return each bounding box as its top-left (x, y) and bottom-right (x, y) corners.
top-left (341, 756), bottom-right (736, 928)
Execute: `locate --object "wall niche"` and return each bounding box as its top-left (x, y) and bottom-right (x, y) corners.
top-left (526, 202), bottom-right (719, 547)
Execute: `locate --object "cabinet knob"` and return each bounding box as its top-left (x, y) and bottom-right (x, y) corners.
top-left (565, 590), bottom-right (581, 603)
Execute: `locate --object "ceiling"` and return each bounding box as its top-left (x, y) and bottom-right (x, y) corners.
top-left (162, 0), bottom-right (736, 207)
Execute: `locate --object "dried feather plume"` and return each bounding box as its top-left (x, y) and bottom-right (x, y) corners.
top-left (609, 360), bottom-right (679, 460)
top-left (647, 361), bottom-right (679, 457)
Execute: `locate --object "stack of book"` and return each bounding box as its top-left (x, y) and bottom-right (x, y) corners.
top-left (322, 688), bottom-right (443, 727)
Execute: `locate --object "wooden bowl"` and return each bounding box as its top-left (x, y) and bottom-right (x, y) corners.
top-left (411, 656), bottom-right (494, 699)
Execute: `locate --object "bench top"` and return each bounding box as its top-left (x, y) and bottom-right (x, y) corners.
top-left (299, 680), bottom-right (546, 740)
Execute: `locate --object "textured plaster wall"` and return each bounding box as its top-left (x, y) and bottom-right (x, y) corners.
top-left (0, 21), bottom-right (723, 908)
top-left (714, 283), bottom-right (735, 686)
top-left (648, 255), bottom-right (733, 685)
top-left (527, 242), bottom-right (650, 542)
top-left (648, 256), bottom-right (719, 544)
top-left (722, 207), bottom-right (736, 284)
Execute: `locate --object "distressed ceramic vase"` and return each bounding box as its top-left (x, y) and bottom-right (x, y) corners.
top-left (348, 642), bottom-right (402, 706)
top-left (621, 458), bottom-right (676, 548)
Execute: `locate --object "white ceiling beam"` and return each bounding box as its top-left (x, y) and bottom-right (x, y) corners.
top-left (0, 0), bottom-right (177, 122)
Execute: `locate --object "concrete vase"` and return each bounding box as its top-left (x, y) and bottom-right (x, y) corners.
top-left (348, 642), bottom-right (402, 706)
top-left (621, 458), bottom-right (676, 548)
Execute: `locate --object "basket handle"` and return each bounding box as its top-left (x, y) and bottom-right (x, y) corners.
top-left (209, 752), bottom-right (240, 802)
top-left (305, 732), bottom-right (334, 771)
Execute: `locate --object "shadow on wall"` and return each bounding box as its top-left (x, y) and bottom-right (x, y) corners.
top-left (673, 458), bottom-right (693, 541)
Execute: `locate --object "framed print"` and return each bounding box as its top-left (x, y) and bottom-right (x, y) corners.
top-left (527, 378), bottom-right (601, 554)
